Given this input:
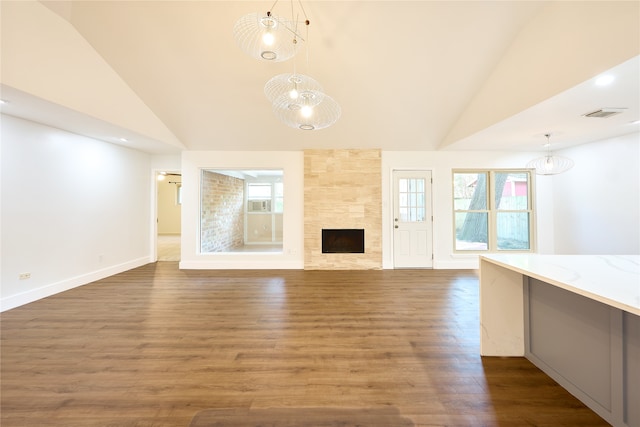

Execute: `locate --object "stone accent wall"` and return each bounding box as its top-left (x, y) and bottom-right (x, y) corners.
top-left (304, 149), bottom-right (382, 269)
top-left (201, 171), bottom-right (244, 252)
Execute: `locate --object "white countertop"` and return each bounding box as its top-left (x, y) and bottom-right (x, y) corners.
top-left (480, 254), bottom-right (640, 316)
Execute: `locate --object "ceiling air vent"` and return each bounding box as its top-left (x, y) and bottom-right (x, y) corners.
top-left (582, 108), bottom-right (625, 118)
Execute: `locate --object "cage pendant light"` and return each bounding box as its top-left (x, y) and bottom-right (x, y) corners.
top-left (266, 3), bottom-right (341, 130)
top-left (273, 92), bottom-right (341, 130)
top-left (233, 11), bottom-right (300, 62)
top-left (526, 134), bottom-right (574, 175)
top-left (265, 73), bottom-right (325, 109)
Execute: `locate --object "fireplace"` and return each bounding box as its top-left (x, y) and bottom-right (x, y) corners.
top-left (322, 229), bottom-right (365, 253)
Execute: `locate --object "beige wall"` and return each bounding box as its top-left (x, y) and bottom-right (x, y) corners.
top-left (304, 149), bottom-right (382, 270)
top-left (157, 178), bottom-right (181, 234)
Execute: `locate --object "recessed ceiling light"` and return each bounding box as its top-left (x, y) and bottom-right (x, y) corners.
top-left (595, 74), bottom-right (615, 86)
top-left (119, 137), bottom-right (128, 142)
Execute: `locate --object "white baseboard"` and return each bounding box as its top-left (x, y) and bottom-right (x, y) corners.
top-left (381, 259), bottom-right (479, 270)
top-left (433, 259), bottom-right (480, 269)
top-left (1, 257), bottom-right (150, 312)
top-left (179, 260), bottom-right (304, 269)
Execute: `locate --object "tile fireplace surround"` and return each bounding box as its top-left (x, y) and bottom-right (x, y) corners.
top-left (304, 149), bottom-right (382, 270)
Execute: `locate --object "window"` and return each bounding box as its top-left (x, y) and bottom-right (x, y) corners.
top-left (176, 184), bottom-right (182, 205)
top-left (274, 182), bottom-right (284, 213)
top-left (247, 183), bottom-right (272, 212)
top-left (247, 183), bottom-right (272, 200)
top-left (453, 170), bottom-right (534, 252)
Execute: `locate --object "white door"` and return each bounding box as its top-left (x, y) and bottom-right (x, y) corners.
top-left (393, 170), bottom-right (433, 268)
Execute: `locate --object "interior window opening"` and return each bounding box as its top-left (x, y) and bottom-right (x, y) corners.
top-left (200, 169), bottom-right (283, 253)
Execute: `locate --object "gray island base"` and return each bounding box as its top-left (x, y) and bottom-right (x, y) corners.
top-left (479, 254), bottom-right (640, 427)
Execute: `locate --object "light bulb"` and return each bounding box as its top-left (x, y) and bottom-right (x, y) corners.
top-left (544, 156), bottom-right (554, 171)
top-left (301, 105), bottom-right (313, 118)
top-left (262, 31), bottom-right (275, 46)
top-left (289, 88), bottom-right (299, 99)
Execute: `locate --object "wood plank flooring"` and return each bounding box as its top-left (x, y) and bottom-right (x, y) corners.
top-left (1, 263), bottom-right (609, 426)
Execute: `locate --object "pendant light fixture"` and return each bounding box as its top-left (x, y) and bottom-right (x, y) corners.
top-left (526, 133), bottom-right (574, 175)
top-left (234, 0), bottom-right (341, 130)
top-left (273, 91), bottom-right (341, 130)
top-left (233, 11), bottom-right (300, 62)
top-left (264, 73), bottom-right (325, 108)
top-left (269, 2), bottom-right (340, 130)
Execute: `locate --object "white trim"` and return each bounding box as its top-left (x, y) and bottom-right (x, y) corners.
top-left (1, 257), bottom-right (150, 312)
top-left (179, 259), bottom-right (303, 270)
top-left (150, 169), bottom-right (160, 263)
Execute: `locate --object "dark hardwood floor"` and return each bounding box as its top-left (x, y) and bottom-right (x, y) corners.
top-left (1, 263), bottom-right (609, 426)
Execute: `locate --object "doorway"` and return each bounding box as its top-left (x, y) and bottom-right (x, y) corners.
top-left (156, 171), bottom-right (181, 261)
top-left (393, 170), bottom-right (433, 268)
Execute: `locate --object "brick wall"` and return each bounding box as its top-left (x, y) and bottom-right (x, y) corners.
top-left (201, 171), bottom-right (244, 252)
top-left (304, 149), bottom-right (382, 269)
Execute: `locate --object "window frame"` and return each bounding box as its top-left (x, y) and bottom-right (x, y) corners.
top-left (452, 169), bottom-right (536, 253)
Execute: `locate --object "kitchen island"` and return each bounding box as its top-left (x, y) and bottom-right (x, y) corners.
top-left (479, 254), bottom-right (639, 427)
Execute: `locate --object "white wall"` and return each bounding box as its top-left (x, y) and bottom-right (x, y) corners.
top-left (552, 132), bottom-right (640, 254)
top-left (1, 115), bottom-right (152, 311)
top-left (180, 151), bottom-right (304, 269)
top-left (382, 150), bottom-right (554, 269)
top-left (180, 149), bottom-right (550, 270)
top-left (4, 124), bottom-right (628, 306)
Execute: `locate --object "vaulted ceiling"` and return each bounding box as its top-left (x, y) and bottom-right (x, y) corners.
top-left (1, 1), bottom-right (638, 154)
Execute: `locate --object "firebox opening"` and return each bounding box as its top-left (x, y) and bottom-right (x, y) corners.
top-left (322, 229), bottom-right (365, 253)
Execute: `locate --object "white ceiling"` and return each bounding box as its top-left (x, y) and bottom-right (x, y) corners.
top-left (1, 1), bottom-right (638, 154)
top-left (446, 56), bottom-right (640, 151)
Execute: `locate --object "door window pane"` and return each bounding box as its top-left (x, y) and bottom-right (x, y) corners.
top-left (399, 207), bottom-right (409, 221)
top-left (398, 178), bottom-right (426, 223)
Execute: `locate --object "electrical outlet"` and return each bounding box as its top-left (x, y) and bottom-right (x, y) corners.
top-left (18, 272), bottom-right (31, 280)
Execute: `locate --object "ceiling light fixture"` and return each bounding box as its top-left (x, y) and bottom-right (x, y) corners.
top-left (526, 133), bottom-right (574, 175)
top-left (234, 1), bottom-right (341, 130)
top-left (273, 91), bottom-right (340, 130)
top-left (233, 7), bottom-right (303, 62)
top-left (265, 73), bottom-right (324, 107)
top-left (265, 2), bottom-right (340, 130)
